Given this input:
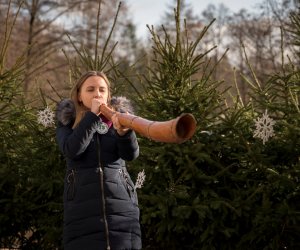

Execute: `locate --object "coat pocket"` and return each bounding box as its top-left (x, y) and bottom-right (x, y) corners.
top-left (119, 168), bottom-right (138, 206)
top-left (66, 169), bottom-right (77, 201)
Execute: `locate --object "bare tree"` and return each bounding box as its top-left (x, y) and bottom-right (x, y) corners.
top-left (5, 0), bottom-right (83, 93)
top-left (227, 0), bottom-right (298, 103)
top-left (201, 3), bottom-right (231, 80)
top-left (0, 0), bottom-right (139, 98)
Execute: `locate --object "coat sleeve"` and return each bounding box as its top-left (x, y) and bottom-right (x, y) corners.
top-left (116, 130), bottom-right (139, 161)
top-left (56, 111), bottom-right (100, 159)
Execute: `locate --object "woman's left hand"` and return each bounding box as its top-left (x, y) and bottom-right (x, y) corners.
top-left (111, 113), bottom-right (130, 136)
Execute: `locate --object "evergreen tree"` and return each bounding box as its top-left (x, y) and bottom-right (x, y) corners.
top-left (1, 0), bottom-right (299, 249)
top-left (0, 3), bottom-right (64, 249)
top-left (127, 1), bottom-right (300, 249)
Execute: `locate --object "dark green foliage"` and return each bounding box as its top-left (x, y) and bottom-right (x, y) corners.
top-left (0, 0), bottom-right (299, 249)
top-left (128, 3), bottom-right (300, 250)
top-left (0, 3), bottom-right (64, 248)
top-left (0, 108), bottom-right (64, 249)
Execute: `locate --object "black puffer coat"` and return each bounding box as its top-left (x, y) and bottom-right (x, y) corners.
top-left (56, 97), bottom-right (141, 250)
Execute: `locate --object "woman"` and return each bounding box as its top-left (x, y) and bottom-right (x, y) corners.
top-left (56, 71), bottom-right (141, 250)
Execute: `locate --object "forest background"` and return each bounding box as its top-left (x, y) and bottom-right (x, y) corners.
top-left (0, 0), bottom-right (299, 249)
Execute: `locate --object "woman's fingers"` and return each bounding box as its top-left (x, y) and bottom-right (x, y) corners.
top-left (112, 114), bottom-right (129, 135)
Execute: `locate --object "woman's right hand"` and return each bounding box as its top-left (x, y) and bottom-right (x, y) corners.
top-left (91, 98), bottom-right (105, 115)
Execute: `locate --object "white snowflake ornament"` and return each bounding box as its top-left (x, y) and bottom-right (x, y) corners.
top-left (37, 106), bottom-right (55, 127)
top-left (253, 110), bottom-right (275, 144)
top-left (135, 169), bottom-right (146, 189)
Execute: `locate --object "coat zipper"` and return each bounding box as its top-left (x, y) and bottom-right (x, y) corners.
top-left (96, 134), bottom-right (111, 250)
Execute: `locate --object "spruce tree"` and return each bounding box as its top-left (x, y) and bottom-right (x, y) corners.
top-left (0, 3), bottom-right (64, 249)
top-left (127, 1), bottom-right (300, 249)
top-left (1, 0), bottom-right (299, 249)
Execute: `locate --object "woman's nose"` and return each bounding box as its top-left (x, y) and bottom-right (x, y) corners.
top-left (94, 90), bottom-right (101, 98)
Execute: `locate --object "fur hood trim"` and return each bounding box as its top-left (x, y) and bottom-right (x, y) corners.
top-left (56, 96), bottom-right (134, 126)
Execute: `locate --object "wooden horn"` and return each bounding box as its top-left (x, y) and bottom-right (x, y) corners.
top-left (100, 104), bottom-right (197, 144)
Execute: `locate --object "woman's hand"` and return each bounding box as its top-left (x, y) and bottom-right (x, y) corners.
top-left (91, 98), bottom-right (105, 115)
top-left (111, 113), bottom-right (130, 136)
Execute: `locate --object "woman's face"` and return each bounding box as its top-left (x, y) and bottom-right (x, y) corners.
top-left (78, 76), bottom-right (109, 110)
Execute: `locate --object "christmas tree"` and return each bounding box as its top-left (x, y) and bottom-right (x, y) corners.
top-left (0, 0), bottom-right (299, 249)
top-left (128, 2), bottom-right (300, 249)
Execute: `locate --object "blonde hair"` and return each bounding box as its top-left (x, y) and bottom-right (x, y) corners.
top-left (70, 71), bottom-right (111, 128)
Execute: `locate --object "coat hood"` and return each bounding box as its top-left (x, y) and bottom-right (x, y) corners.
top-left (56, 96), bottom-right (135, 126)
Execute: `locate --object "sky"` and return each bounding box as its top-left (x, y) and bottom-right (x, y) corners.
top-left (126, 0), bottom-right (263, 40)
